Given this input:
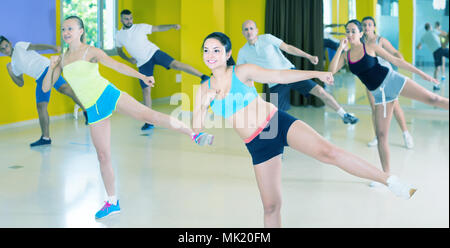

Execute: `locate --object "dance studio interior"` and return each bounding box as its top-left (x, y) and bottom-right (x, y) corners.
top-left (0, 0), bottom-right (448, 228)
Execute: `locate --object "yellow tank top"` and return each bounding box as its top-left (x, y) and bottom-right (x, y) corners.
top-left (62, 47), bottom-right (109, 108)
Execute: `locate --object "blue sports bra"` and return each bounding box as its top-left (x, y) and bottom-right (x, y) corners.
top-left (208, 66), bottom-right (258, 118)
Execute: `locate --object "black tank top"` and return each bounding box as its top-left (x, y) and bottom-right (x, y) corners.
top-left (347, 43), bottom-right (389, 91)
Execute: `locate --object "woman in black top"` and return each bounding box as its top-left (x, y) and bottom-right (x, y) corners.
top-left (329, 19), bottom-right (448, 176)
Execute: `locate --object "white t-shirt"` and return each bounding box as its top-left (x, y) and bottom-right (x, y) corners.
top-left (116, 23), bottom-right (160, 67)
top-left (237, 34), bottom-right (294, 88)
top-left (11, 42), bottom-right (50, 79)
top-left (420, 30), bottom-right (441, 52)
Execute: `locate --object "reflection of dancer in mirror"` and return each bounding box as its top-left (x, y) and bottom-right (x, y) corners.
top-left (0, 35), bottom-right (87, 146)
top-left (195, 32), bottom-right (417, 228)
top-left (44, 16), bottom-right (214, 220)
top-left (416, 23), bottom-right (448, 89)
top-left (323, 23), bottom-right (346, 61)
top-left (237, 20), bottom-right (359, 125)
top-left (330, 20), bottom-right (448, 185)
top-left (116, 9), bottom-right (210, 131)
top-left (362, 16), bottom-right (414, 150)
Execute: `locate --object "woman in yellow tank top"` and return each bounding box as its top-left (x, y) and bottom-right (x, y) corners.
top-left (43, 16), bottom-right (214, 219)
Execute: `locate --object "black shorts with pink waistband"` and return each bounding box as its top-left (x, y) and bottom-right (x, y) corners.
top-left (244, 110), bottom-right (297, 165)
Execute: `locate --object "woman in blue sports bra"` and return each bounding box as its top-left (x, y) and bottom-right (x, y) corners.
top-left (194, 32), bottom-right (417, 227)
top-left (329, 19), bottom-right (448, 179)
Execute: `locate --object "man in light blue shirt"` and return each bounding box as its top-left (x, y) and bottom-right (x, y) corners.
top-left (417, 23), bottom-right (448, 89)
top-left (237, 20), bottom-right (358, 125)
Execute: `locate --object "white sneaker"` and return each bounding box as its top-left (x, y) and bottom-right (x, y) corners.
top-left (387, 175), bottom-right (417, 199)
top-left (367, 137), bottom-right (378, 147)
top-left (369, 181), bottom-right (386, 188)
top-left (403, 133), bottom-right (414, 149)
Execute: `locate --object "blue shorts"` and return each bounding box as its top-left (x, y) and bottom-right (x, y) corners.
top-left (269, 79), bottom-right (317, 111)
top-left (35, 67), bottom-right (67, 103)
top-left (86, 84), bottom-right (121, 125)
top-left (245, 110), bottom-right (298, 165)
top-left (371, 69), bottom-right (407, 105)
top-left (138, 49), bottom-right (175, 88)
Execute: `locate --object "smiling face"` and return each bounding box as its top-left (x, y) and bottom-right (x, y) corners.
top-left (362, 19), bottom-right (376, 35)
top-left (202, 38), bottom-right (230, 70)
top-left (345, 22), bottom-right (363, 44)
top-left (62, 18), bottom-right (84, 45)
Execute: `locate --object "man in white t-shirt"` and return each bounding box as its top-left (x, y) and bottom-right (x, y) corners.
top-left (237, 20), bottom-right (358, 125)
top-left (116, 9), bottom-right (209, 130)
top-left (417, 23), bottom-right (448, 89)
top-left (0, 36), bottom-right (86, 146)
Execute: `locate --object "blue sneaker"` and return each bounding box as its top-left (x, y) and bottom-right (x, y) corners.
top-left (433, 85), bottom-right (441, 91)
top-left (342, 113), bottom-right (359, 125)
top-left (30, 136), bottom-right (51, 147)
top-left (95, 201), bottom-right (120, 219)
top-left (141, 123), bottom-right (154, 131)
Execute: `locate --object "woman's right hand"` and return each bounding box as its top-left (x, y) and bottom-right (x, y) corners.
top-left (50, 55), bottom-right (61, 69)
top-left (338, 38), bottom-right (348, 51)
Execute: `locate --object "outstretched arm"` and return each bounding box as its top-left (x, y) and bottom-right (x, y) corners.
top-left (27, 44), bottom-right (61, 53)
top-left (380, 37), bottom-right (404, 59)
top-left (152, 24), bottom-right (180, 32)
top-left (236, 64), bottom-right (334, 86)
top-left (279, 42), bottom-right (319, 65)
top-left (6, 63), bottom-right (24, 87)
top-left (372, 43), bottom-right (439, 84)
top-left (93, 46), bottom-right (154, 86)
top-left (116, 47), bottom-right (137, 65)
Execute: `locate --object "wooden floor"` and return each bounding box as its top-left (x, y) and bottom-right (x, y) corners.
top-left (0, 66), bottom-right (448, 228)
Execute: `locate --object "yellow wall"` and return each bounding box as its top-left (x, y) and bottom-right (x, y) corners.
top-left (398, 0), bottom-right (415, 63)
top-left (356, 0), bottom-right (376, 22)
top-left (332, 0), bottom-right (349, 34)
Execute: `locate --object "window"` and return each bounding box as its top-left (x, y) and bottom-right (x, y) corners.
top-left (323, 0), bottom-right (333, 25)
top-left (378, 0), bottom-right (398, 16)
top-left (348, 0), bottom-right (357, 20)
top-left (61, 0), bottom-right (117, 51)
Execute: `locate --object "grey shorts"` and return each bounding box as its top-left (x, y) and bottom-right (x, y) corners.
top-left (370, 69), bottom-right (408, 117)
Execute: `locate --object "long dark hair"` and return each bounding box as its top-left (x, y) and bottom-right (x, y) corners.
top-left (202, 32), bottom-right (236, 66)
top-left (65, 15), bottom-right (86, 43)
top-left (345, 19), bottom-right (364, 43)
